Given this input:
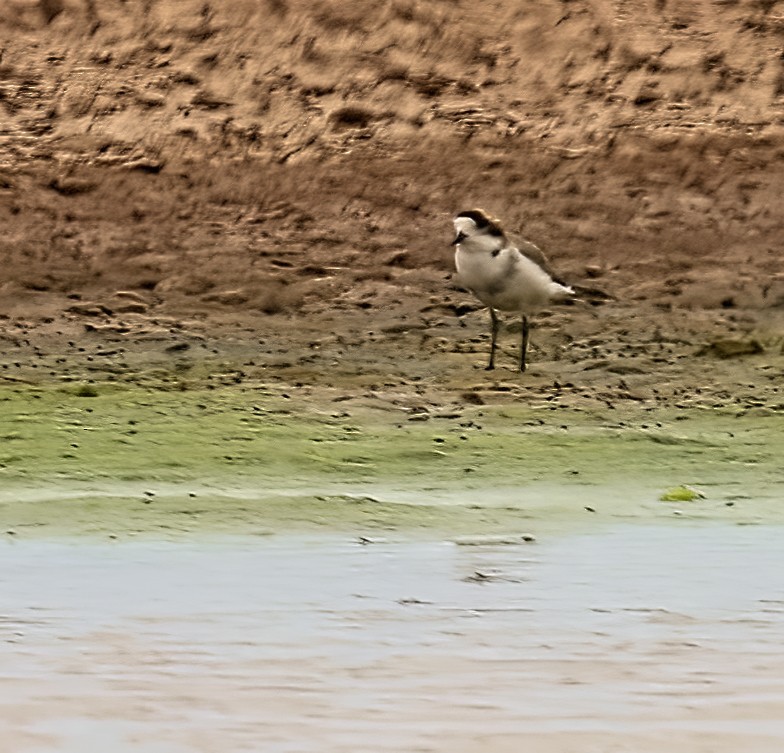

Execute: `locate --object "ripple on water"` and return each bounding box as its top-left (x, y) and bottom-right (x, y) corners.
top-left (1, 524), bottom-right (784, 753)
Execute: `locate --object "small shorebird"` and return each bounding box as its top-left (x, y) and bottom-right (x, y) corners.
top-left (452, 208), bottom-right (574, 372)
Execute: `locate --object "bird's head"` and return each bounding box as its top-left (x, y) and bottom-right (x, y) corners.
top-left (452, 209), bottom-right (505, 249)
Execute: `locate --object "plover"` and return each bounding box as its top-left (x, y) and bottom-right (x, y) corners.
top-left (452, 208), bottom-right (574, 372)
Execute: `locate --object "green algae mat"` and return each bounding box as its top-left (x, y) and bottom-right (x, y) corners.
top-left (1, 382), bottom-right (782, 537)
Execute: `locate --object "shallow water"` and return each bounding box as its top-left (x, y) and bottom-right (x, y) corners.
top-left (2, 523), bottom-right (784, 753)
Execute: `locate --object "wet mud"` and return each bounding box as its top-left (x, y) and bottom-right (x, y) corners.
top-left (1, 381), bottom-right (783, 537)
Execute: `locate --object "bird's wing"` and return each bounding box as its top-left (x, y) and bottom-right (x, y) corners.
top-left (507, 235), bottom-right (567, 285)
top-left (507, 234), bottom-right (614, 303)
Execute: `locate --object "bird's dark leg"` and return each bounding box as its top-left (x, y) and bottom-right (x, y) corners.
top-left (520, 315), bottom-right (529, 373)
top-left (486, 308), bottom-right (499, 371)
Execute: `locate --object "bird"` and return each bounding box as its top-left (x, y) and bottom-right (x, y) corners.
top-left (451, 208), bottom-right (574, 372)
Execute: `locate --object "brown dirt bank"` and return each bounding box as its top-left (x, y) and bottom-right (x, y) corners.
top-left (1, 1), bottom-right (783, 409)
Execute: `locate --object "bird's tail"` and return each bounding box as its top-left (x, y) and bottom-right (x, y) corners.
top-left (571, 284), bottom-right (614, 304)
top-left (550, 282), bottom-right (575, 301)
top-left (553, 283), bottom-right (613, 307)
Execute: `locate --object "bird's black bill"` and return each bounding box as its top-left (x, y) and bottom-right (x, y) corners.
top-left (451, 231), bottom-right (467, 246)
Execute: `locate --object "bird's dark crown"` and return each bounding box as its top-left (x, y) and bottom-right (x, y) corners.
top-left (455, 209), bottom-right (504, 236)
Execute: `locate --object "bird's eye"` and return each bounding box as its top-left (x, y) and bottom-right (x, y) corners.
top-left (452, 230), bottom-right (467, 245)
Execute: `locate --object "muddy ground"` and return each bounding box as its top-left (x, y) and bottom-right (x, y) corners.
top-left (0, 0), bottom-right (782, 414)
top-left (1, 375), bottom-right (782, 539)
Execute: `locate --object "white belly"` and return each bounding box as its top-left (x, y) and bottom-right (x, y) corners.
top-left (455, 247), bottom-right (567, 314)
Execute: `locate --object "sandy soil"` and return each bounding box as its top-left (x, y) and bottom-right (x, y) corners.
top-left (0, 0), bottom-right (783, 411)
